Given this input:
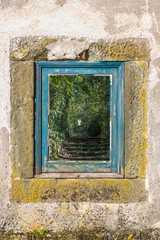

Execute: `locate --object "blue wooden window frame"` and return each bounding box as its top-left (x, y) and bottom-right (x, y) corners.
top-left (35, 61), bottom-right (124, 175)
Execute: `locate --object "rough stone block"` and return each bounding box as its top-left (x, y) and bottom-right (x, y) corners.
top-left (125, 61), bottom-right (148, 178)
top-left (10, 61), bottom-right (34, 178)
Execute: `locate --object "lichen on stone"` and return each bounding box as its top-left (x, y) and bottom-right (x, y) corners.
top-left (88, 39), bottom-right (150, 61)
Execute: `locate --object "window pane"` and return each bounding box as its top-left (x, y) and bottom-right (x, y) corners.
top-left (49, 75), bottom-right (110, 162)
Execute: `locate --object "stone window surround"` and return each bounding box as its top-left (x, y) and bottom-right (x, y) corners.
top-left (10, 37), bottom-right (149, 203)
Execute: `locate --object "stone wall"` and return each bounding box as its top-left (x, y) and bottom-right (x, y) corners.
top-left (0, 0), bottom-right (160, 239)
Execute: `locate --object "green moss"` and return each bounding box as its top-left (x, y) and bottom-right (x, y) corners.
top-left (0, 229), bottom-right (160, 240)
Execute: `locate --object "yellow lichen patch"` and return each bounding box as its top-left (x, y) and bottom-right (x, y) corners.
top-left (128, 234), bottom-right (133, 239)
top-left (36, 46), bottom-right (42, 50)
top-left (11, 179), bottom-right (27, 203)
top-left (42, 40), bottom-right (48, 45)
top-left (13, 48), bottom-right (29, 59)
top-left (96, 233), bottom-right (102, 238)
top-left (89, 40), bottom-right (150, 61)
top-left (137, 62), bottom-right (148, 178)
top-left (11, 178), bottom-right (146, 203)
top-left (50, 39), bottom-right (57, 43)
top-left (11, 160), bottom-right (20, 179)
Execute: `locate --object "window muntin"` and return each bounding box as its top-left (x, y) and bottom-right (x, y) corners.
top-left (35, 62), bottom-right (124, 175)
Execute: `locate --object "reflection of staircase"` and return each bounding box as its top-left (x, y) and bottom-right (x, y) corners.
top-left (58, 137), bottom-right (109, 161)
top-left (75, 125), bottom-right (85, 134)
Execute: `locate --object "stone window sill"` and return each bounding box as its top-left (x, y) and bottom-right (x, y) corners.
top-left (34, 173), bottom-right (124, 179)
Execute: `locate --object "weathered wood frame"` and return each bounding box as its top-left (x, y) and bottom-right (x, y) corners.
top-left (35, 61), bottom-right (124, 176)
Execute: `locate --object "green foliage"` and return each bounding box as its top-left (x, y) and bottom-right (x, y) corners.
top-left (26, 229), bottom-right (49, 240)
top-left (49, 75), bottom-right (110, 160)
top-left (39, 229), bottom-right (49, 235)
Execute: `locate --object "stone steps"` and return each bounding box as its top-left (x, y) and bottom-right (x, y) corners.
top-left (57, 155), bottom-right (109, 161)
top-left (65, 146), bottom-right (108, 151)
top-left (59, 136), bottom-right (110, 161)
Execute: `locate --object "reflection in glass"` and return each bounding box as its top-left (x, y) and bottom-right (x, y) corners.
top-left (49, 75), bottom-right (110, 161)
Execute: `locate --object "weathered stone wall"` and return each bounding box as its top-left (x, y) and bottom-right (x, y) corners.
top-left (0, 0), bottom-right (160, 239)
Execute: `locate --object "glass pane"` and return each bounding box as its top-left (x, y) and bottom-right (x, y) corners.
top-left (49, 75), bottom-right (110, 162)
